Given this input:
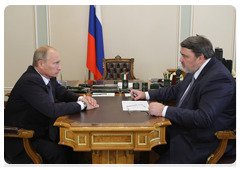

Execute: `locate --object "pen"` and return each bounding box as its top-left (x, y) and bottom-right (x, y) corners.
top-left (133, 93), bottom-right (137, 97)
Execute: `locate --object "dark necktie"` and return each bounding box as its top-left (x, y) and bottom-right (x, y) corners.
top-left (177, 76), bottom-right (195, 107)
top-left (46, 81), bottom-right (58, 141)
top-left (47, 82), bottom-right (54, 102)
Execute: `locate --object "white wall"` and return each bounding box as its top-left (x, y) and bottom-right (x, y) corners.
top-left (4, 5), bottom-right (36, 87)
top-left (49, 5), bottom-right (89, 81)
top-left (192, 5), bottom-right (236, 61)
top-left (4, 5), bottom-right (236, 89)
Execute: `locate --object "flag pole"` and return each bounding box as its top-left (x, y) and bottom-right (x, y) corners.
top-left (88, 70), bottom-right (91, 80)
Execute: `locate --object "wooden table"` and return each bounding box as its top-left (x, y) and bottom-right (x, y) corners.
top-left (54, 96), bottom-right (171, 164)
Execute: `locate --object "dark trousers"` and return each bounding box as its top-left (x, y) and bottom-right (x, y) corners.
top-left (152, 126), bottom-right (171, 164)
top-left (31, 138), bottom-right (78, 164)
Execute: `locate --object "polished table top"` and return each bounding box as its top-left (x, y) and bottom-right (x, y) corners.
top-left (66, 96), bottom-right (163, 127)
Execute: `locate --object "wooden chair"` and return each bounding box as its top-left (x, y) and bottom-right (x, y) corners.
top-left (4, 126), bottom-right (43, 164)
top-left (102, 55), bottom-right (136, 80)
top-left (207, 129), bottom-right (236, 164)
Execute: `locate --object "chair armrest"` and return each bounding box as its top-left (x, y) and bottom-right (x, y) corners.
top-left (215, 130), bottom-right (236, 140)
top-left (4, 126), bottom-right (42, 163)
top-left (4, 126), bottom-right (19, 135)
top-left (4, 126), bottom-right (34, 138)
top-left (207, 129), bottom-right (236, 164)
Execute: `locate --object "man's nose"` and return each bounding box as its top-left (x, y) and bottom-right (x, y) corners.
top-left (58, 64), bottom-right (62, 70)
top-left (179, 55), bottom-right (183, 62)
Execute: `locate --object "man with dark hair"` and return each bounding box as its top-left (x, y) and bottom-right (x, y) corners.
top-left (131, 35), bottom-right (236, 163)
top-left (5, 46), bottom-right (99, 163)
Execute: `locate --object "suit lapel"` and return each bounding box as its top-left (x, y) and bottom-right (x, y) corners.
top-left (179, 58), bottom-right (215, 108)
top-left (28, 66), bottom-right (49, 92)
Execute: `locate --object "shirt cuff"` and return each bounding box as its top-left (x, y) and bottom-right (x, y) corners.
top-left (145, 92), bottom-right (150, 100)
top-left (162, 106), bottom-right (168, 117)
top-left (77, 101), bottom-right (85, 110)
top-left (78, 96), bottom-right (83, 101)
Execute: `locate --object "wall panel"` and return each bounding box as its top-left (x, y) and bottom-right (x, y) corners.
top-left (192, 5), bottom-right (236, 61)
top-left (102, 5), bottom-right (179, 80)
top-left (49, 5), bottom-right (89, 81)
top-left (4, 5), bottom-right (36, 87)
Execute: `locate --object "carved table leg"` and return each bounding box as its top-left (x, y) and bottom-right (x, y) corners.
top-left (92, 150), bottom-right (134, 164)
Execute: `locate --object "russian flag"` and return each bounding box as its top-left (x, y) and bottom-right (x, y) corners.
top-left (87, 5), bottom-right (105, 80)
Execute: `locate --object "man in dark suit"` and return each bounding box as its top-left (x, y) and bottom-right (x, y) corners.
top-left (4, 46), bottom-right (99, 164)
top-left (131, 35), bottom-right (236, 163)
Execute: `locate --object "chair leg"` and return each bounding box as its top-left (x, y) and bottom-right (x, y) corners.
top-left (23, 138), bottom-right (43, 164)
top-left (207, 139), bottom-right (228, 164)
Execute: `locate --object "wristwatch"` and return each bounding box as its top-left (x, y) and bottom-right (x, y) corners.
top-left (82, 101), bottom-right (87, 111)
top-left (175, 69), bottom-right (182, 76)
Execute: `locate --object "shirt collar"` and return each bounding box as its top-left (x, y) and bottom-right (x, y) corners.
top-left (34, 67), bottom-right (50, 85)
top-left (193, 58), bottom-right (211, 80)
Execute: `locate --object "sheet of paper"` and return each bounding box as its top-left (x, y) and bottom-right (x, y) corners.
top-left (122, 101), bottom-right (149, 111)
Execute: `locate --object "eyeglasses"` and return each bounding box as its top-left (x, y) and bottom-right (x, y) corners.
top-left (126, 104), bottom-right (150, 115)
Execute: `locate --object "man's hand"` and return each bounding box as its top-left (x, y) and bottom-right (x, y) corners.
top-left (130, 90), bottom-right (146, 100)
top-left (79, 95), bottom-right (99, 110)
top-left (148, 102), bottom-right (165, 116)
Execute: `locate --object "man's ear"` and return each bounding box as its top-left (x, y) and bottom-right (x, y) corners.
top-left (198, 54), bottom-right (206, 64)
top-left (38, 60), bottom-right (44, 69)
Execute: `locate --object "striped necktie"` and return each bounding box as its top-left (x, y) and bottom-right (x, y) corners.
top-left (177, 76), bottom-right (195, 107)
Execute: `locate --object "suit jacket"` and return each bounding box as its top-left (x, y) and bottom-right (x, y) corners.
top-left (4, 66), bottom-right (82, 163)
top-left (149, 57), bottom-right (236, 163)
